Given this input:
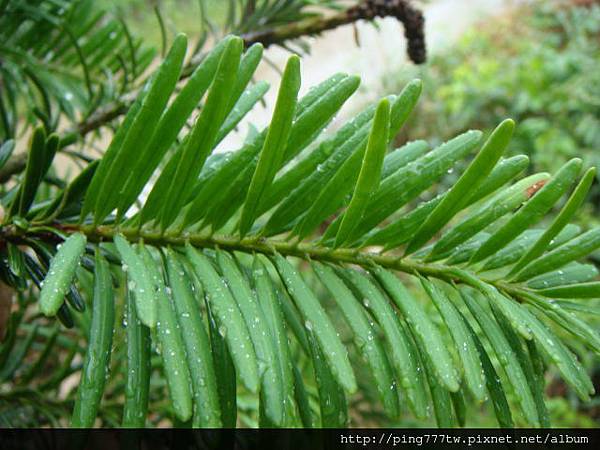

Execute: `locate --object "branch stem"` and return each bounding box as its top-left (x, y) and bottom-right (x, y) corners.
top-left (2, 222), bottom-right (532, 301)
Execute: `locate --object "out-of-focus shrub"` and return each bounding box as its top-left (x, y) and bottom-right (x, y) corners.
top-left (384, 0), bottom-right (600, 205)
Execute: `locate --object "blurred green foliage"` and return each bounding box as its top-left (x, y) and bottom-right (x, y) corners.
top-left (95, 0), bottom-right (228, 47)
top-left (385, 0), bottom-right (600, 208)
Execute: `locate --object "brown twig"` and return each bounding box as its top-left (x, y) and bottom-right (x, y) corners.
top-left (242, 0), bottom-right (426, 63)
